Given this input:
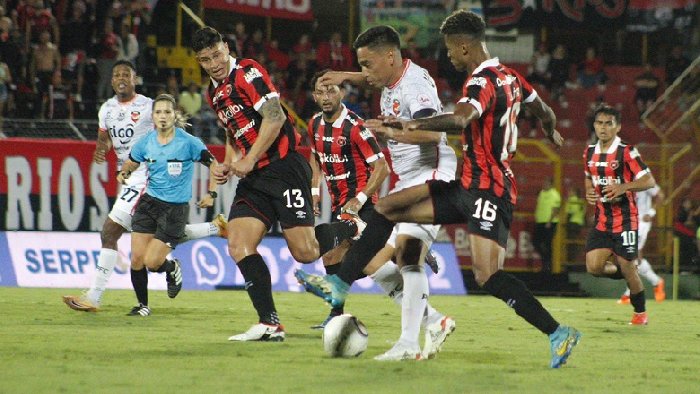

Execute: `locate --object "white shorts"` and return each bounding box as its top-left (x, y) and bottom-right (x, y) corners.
top-left (108, 168), bottom-right (148, 231)
top-left (386, 222), bottom-right (440, 249)
top-left (638, 221), bottom-right (651, 250)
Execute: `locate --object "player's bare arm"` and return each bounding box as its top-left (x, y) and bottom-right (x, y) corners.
top-left (602, 173), bottom-right (655, 200)
top-left (367, 117), bottom-right (443, 145)
top-left (116, 159), bottom-right (139, 185)
top-left (198, 153), bottom-right (220, 208)
top-left (230, 97), bottom-right (285, 178)
top-left (318, 71), bottom-right (367, 88)
top-left (213, 135), bottom-right (239, 184)
top-left (404, 101), bottom-right (480, 133)
top-left (584, 178), bottom-right (598, 205)
top-left (342, 157), bottom-right (389, 214)
top-left (309, 152), bottom-right (323, 216)
top-left (94, 129), bottom-right (113, 163)
top-left (524, 96), bottom-right (564, 148)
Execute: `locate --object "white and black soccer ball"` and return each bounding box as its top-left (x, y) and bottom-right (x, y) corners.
top-left (322, 314), bottom-right (368, 358)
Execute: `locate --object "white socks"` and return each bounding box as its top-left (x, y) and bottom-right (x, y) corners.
top-left (398, 265), bottom-right (429, 348)
top-left (86, 248), bottom-right (118, 305)
top-left (183, 222), bottom-right (218, 240)
top-left (371, 261), bottom-right (443, 327)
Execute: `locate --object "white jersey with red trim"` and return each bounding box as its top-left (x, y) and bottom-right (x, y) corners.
top-left (380, 60), bottom-right (456, 191)
top-left (635, 185), bottom-right (659, 220)
top-left (98, 94), bottom-right (154, 169)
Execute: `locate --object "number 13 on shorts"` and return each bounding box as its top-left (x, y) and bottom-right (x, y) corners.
top-left (283, 189), bottom-right (305, 208)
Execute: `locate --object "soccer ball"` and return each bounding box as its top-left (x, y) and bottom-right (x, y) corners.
top-left (322, 314), bottom-right (368, 358)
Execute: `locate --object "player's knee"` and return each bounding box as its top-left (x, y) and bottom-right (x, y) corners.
top-left (290, 244), bottom-right (319, 263)
top-left (375, 200), bottom-right (395, 220)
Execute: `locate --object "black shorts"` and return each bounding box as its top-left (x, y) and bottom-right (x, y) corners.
top-left (429, 180), bottom-right (512, 248)
top-left (229, 151), bottom-right (315, 230)
top-left (331, 202), bottom-right (375, 223)
top-left (585, 228), bottom-right (638, 261)
top-left (132, 194), bottom-right (189, 248)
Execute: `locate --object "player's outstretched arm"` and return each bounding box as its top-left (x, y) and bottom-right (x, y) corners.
top-left (318, 71), bottom-right (366, 88)
top-left (404, 101), bottom-right (479, 134)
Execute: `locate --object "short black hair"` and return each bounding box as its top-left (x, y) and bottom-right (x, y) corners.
top-left (593, 104), bottom-right (621, 124)
top-left (113, 60), bottom-right (136, 72)
top-left (353, 25), bottom-right (401, 51)
top-left (310, 69), bottom-right (332, 90)
top-left (440, 9), bottom-right (486, 41)
top-left (192, 26), bottom-right (223, 52)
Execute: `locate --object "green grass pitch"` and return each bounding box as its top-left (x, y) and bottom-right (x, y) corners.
top-left (1, 287), bottom-right (698, 393)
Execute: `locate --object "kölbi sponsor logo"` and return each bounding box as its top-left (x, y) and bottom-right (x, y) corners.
top-left (190, 240), bottom-right (226, 286)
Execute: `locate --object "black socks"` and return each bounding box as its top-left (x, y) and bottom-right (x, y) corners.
top-left (630, 290), bottom-right (646, 313)
top-left (237, 254), bottom-right (279, 325)
top-left (130, 268), bottom-right (148, 306)
top-left (315, 221), bottom-right (357, 256)
top-left (336, 210), bottom-right (394, 285)
top-left (483, 270), bottom-right (559, 335)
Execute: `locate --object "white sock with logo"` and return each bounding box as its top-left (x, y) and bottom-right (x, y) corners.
top-left (86, 248), bottom-right (118, 305)
top-left (399, 265), bottom-right (428, 349)
top-left (637, 258), bottom-right (661, 286)
top-left (183, 222), bottom-right (216, 241)
top-left (371, 261), bottom-right (442, 327)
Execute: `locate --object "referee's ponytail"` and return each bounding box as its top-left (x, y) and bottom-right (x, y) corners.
top-left (153, 93), bottom-right (190, 129)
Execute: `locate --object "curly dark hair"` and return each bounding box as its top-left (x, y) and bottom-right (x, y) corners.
top-left (353, 25), bottom-right (401, 51)
top-left (593, 104), bottom-right (621, 124)
top-left (192, 26), bottom-right (223, 52)
top-left (440, 9), bottom-right (486, 41)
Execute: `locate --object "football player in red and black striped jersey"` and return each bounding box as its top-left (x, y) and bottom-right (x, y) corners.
top-left (309, 10), bottom-right (581, 367)
top-left (583, 104), bottom-right (656, 325)
top-left (193, 27), bottom-right (361, 342)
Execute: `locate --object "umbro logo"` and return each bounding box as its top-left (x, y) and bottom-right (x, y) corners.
top-left (296, 210), bottom-right (307, 219)
top-left (479, 221), bottom-right (493, 231)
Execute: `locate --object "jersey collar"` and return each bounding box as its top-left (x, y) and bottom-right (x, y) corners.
top-left (211, 56), bottom-right (237, 88)
top-left (387, 59), bottom-right (411, 90)
top-left (472, 57), bottom-right (500, 75)
top-left (594, 136), bottom-right (621, 154)
top-left (320, 104), bottom-right (348, 128)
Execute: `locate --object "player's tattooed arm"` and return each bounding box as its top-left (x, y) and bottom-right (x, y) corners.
top-left (229, 97), bottom-right (285, 178)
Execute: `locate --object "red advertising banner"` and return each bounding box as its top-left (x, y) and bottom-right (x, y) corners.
top-left (0, 138), bottom-right (226, 232)
top-left (203, 0), bottom-right (314, 21)
top-left (443, 219), bottom-right (543, 272)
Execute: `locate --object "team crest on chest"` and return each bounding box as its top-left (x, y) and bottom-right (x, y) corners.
top-left (610, 160), bottom-right (619, 170)
top-left (131, 111), bottom-right (140, 122)
top-left (224, 84), bottom-right (233, 96)
top-left (392, 99), bottom-right (401, 115)
top-left (336, 136), bottom-right (347, 146)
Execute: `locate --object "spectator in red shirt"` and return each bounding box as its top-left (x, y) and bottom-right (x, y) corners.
top-left (316, 32), bottom-right (353, 71)
top-left (265, 38), bottom-right (290, 70)
top-left (577, 47), bottom-right (606, 89)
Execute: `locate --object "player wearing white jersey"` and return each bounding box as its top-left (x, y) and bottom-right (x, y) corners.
top-left (618, 185), bottom-right (666, 304)
top-left (63, 61), bottom-right (226, 316)
top-left (313, 26), bottom-right (457, 361)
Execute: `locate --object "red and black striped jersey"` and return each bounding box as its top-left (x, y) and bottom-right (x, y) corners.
top-left (584, 136), bottom-right (650, 233)
top-left (206, 57), bottom-right (297, 170)
top-left (307, 106), bottom-right (384, 212)
top-left (458, 58), bottom-right (537, 205)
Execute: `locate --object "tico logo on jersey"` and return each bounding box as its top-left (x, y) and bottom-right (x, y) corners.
top-left (392, 99), bottom-right (401, 115)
